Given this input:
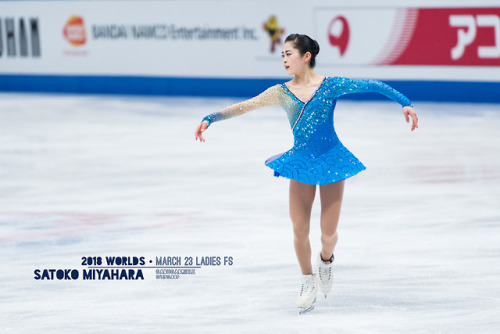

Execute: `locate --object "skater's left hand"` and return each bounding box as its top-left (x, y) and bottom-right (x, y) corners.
top-left (403, 106), bottom-right (418, 131)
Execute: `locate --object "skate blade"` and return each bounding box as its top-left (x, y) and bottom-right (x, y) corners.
top-left (298, 305), bottom-right (314, 314)
top-left (298, 297), bottom-right (316, 314)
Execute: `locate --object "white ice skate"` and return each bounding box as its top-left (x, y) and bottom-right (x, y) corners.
top-left (316, 252), bottom-right (334, 298)
top-left (297, 274), bottom-right (318, 314)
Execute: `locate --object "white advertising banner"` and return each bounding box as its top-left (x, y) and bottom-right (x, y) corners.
top-left (315, 8), bottom-right (407, 65)
top-left (0, 1), bottom-right (307, 77)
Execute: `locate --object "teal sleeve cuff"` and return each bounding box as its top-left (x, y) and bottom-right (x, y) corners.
top-left (201, 115), bottom-right (212, 128)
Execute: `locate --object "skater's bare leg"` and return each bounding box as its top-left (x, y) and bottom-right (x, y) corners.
top-left (289, 179), bottom-right (316, 275)
top-left (319, 180), bottom-right (345, 260)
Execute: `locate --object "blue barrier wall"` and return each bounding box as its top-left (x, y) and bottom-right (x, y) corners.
top-left (0, 75), bottom-right (498, 103)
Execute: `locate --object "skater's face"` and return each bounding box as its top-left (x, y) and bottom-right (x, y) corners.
top-left (282, 41), bottom-right (312, 76)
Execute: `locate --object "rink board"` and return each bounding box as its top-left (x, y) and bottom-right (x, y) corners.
top-left (0, 0), bottom-right (500, 101)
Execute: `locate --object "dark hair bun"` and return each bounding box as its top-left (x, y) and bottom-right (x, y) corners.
top-left (312, 39), bottom-right (320, 57)
top-left (284, 33), bottom-right (321, 68)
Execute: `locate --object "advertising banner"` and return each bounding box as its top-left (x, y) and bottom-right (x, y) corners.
top-left (0, 1), bottom-right (301, 77)
top-left (0, 1), bottom-right (499, 101)
top-left (315, 7), bottom-right (500, 67)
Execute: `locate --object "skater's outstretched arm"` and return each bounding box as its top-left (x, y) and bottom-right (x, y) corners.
top-left (332, 77), bottom-right (419, 131)
top-left (195, 84), bottom-right (282, 142)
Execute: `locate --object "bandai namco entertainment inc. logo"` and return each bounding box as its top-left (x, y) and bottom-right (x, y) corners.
top-left (63, 15), bottom-right (86, 46)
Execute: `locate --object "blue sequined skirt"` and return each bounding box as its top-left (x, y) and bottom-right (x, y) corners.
top-left (264, 139), bottom-right (366, 185)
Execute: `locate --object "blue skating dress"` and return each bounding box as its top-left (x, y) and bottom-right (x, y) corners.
top-left (201, 76), bottom-right (412, 185)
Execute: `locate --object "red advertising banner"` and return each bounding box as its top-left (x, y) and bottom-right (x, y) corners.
top-left (386, 8), bottom-right (500, 66)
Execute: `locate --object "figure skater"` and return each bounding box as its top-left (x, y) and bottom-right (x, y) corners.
top-left (194, 33), bottom-right (418, 313)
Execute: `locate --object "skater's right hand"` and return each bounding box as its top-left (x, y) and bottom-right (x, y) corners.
top-left (195, 121), bottom-right (209, 142)
top-left (403, 106), bottom-right (418, 131)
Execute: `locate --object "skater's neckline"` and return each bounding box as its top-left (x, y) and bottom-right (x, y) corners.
top-left (282, 76), bottom-right (327, 104)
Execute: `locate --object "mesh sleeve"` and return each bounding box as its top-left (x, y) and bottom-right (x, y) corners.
top-left (201, 85), bottom-right (282, 128)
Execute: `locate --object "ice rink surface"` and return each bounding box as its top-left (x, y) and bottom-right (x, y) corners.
top-left (1, 93), bottom-right (499, 333)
